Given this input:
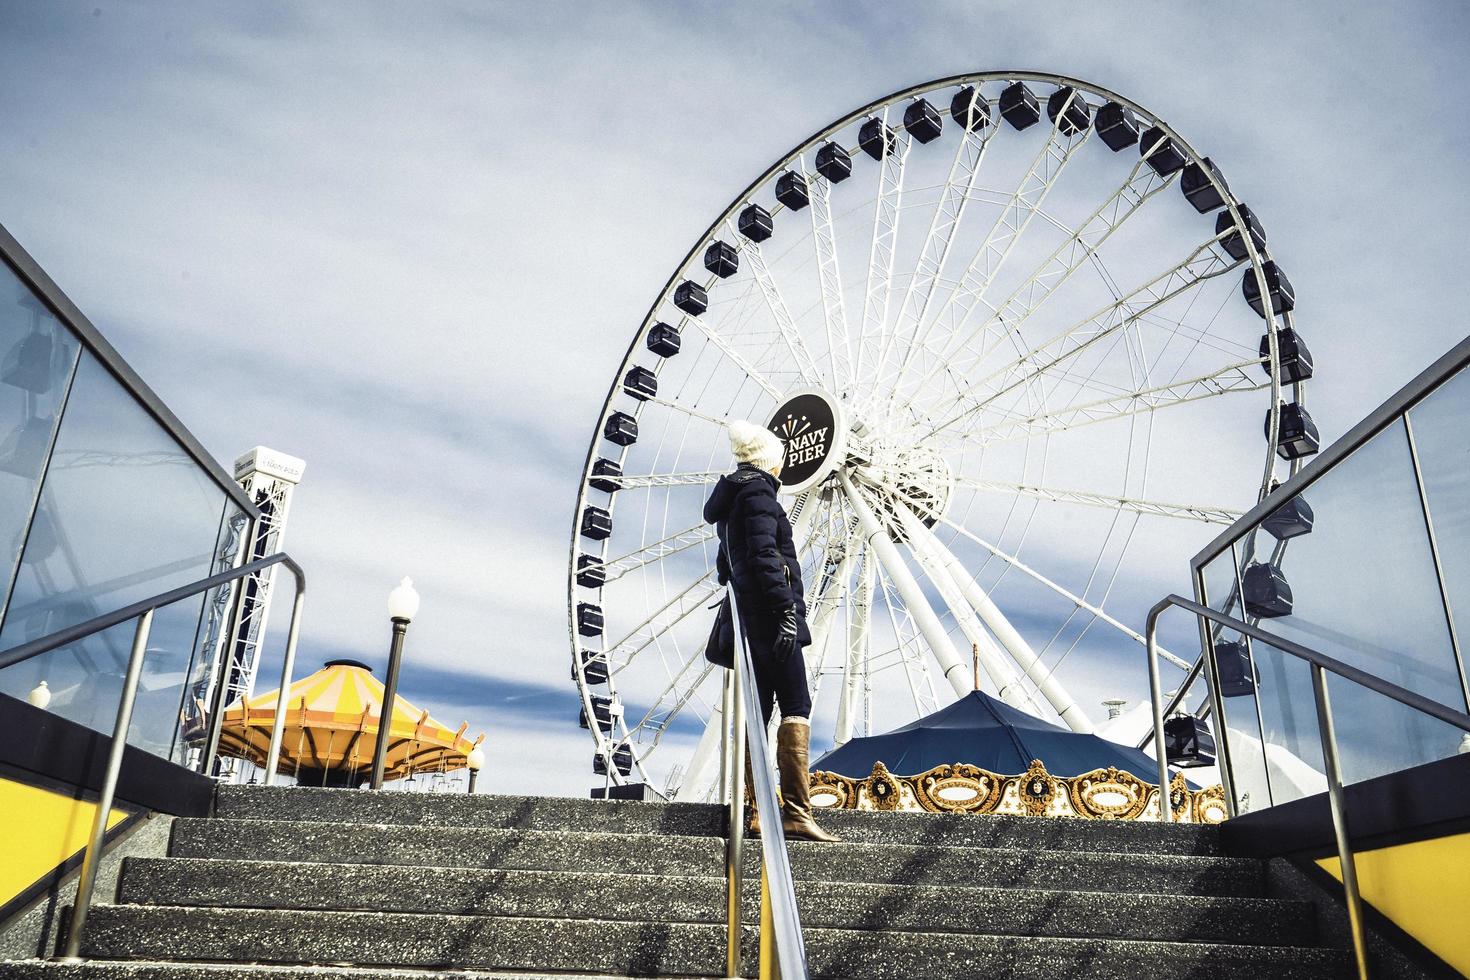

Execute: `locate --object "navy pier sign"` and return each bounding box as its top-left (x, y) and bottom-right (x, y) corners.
top-left (768, 388), bottom-right (848, 495)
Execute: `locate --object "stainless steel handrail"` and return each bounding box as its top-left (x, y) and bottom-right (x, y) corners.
top-left (1146, 593), bottom-right (1470, 980)
top-left (720, 588), bottom-right (808, 980)
top-left (0, 552), bottom-right (307, 963)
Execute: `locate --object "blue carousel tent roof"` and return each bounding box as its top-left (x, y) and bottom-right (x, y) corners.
top-left (814, 689), bottom-right (1163, 781)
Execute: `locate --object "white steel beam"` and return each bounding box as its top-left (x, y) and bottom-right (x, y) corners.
top-left (898, 505), bottom-right (1094, 732)
top-left (838, 471), bottom-right (974, 699)
top-left (954, 478), bottom-right (1245, 525)
top-left (896, 118), bottom-right (1090, 410)
top-left (805, 158), bottom-right (854, 393)
top-left (871, 115), bottom-right (994, 396)
top-left (969, 359), bottom-right (1268, 445)
top-left (853, 110), bottom-right (913, 391)
top-left (926, 242), bottom-right (1242, 438)
top-left (891, 504), bottom-right (1042, 714)
top-left (935, 513), bottom-right (1194, 672)
top-left (731, 229), bottom-right (824, 387)
top-left (835, 547), bottom-right (873, 746)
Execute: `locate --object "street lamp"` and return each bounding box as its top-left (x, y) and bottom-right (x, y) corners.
top-left (466, 745), bottom-right (486, 794)
top-left (27, 681), bottom-right (51, 709)
top-left (370, 577), bottom-right (420, 790)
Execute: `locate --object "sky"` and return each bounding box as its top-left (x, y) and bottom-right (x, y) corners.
top-left (1, 1), bottom-right (1467, 796)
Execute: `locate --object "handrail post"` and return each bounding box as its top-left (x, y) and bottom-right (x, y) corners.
top-left (1145, 601), bottom-right (1173, 822)
top-left (1311, 664), bottom-right (1371, 980)
top-left (262, 584), bottom-right (305, 786)
top-left (57, 608), bottom-right (154, 963)
top-left (725, 650), bottom-right (746, 978)
top-left (759, 865), bottom-right (777, 980)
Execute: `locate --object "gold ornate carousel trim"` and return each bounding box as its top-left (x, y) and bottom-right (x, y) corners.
top-left (810, 759), bottom-right (1227, 824)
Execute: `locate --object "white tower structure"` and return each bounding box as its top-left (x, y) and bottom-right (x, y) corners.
top-left (219, 446), bottom-right (305, 707)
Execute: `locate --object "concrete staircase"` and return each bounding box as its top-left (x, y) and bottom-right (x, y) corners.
top-left (7, 785), bottom-right (1351, 979)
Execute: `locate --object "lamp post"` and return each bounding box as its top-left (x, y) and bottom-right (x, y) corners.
top-left (466, 746), bottom-right (485, 794)
top-left (370, 577), bottom-right (420, 790)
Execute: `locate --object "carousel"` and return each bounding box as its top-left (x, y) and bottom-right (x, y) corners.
top-left (215, 659), bottom-right (485, 787)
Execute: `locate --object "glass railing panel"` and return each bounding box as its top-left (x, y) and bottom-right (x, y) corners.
top-left (0, 350), bottom-right (229, 761)
top-left (0, 262), bottom-right (83, 608)
top-left (1243, 419), bottom-right (1464, 713)
top-left (1244, 639), bottom-right (1327, 806)
top-left (1405, 364), bottom-right (1470, 706)
top-left (1212, 629), bottom-right (1274, 813)
top-left (0, 592), bottom-right (210, 759)
top-left (1325, 669), bottom-right (1469, 785)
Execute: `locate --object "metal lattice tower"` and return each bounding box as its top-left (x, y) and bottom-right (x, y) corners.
top-left (220, 446), bottom-right (305, 708)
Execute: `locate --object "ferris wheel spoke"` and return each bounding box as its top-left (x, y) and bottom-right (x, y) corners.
top-left (871, 111), bottom-right (995, 398)
top-left (597, 522), bottom-right (716, 584)
top-left (888, 501), bottom-right (1041, 713)
top-left (834, 546), bottom-right (874, 745)
top-left (685, 317), bottom-right (784, 400)
top-left (871, 557), bottom-right (940, 717)
top-left (607, 571), bottom-right (720, 672)
top-left (891, 499), bottom-right (1094, 732)
top-left (803, 547), bottom-right (855, 700)
top-left (625, 654), bottom-right (716, 747)
top-left (909, 162), bottom-right (1178, 421)
top-left (802, 155), bottom-right (855, 393)
top-left (923, 239), bottom-right (1245, 434)
top-left (953, 477), bottom-right (1245, 525)
top-left (894, 115), bottom-right (1091, 413)
top-left (839, 471), bottom-right (976, 699)
top-left (964, 358), bottom-right (1268, 445)
top-left (933, 512), bottom-right (1194, 672)
top-left (729, 228), bottom-right (824, 386)
top-left (594, 470), bottom-right (723, 490)
top-left (853, 107), bottom-right (914, 392)
top-left (644, 396), bottom-right (738, 429)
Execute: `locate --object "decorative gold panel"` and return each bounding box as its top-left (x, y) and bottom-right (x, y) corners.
top-left (810, 758), bottom-right (1225, 824)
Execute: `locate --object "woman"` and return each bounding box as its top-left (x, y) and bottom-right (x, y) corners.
top-left (702, 420), bottom-right (839, 843)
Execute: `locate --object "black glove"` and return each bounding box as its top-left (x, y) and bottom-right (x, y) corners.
top-left (772, 606), bottom-right (799, 662)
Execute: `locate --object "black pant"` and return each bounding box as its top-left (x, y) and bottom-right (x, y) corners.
top-left (738, 599), bottom-right (813, 725)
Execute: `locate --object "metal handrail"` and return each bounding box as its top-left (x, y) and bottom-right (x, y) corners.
top-left (720, 587), bottom-right (808, 979)
top-left (0, 552), bottom-right (307, 963)
top-left (1146, 593), bottom-right (1470, 980)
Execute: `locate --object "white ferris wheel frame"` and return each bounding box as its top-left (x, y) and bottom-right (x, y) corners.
top-left (568, 70), bottom-right (1307, 793)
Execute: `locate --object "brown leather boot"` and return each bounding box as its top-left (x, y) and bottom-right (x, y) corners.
top-left (776, 719), bottom-right (840, 843)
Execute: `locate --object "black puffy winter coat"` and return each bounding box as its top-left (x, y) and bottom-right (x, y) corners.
top-left (703, 464), bottom-right (812, 647)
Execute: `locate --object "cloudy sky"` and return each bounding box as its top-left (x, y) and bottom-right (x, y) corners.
top-left (1, 1), bottom-right (1467, 796)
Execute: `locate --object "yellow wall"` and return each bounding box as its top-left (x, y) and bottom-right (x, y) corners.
top-left (0, 775), bottom-right (130, 911)
top-left (1319, 830), bottom-right (1470, 976)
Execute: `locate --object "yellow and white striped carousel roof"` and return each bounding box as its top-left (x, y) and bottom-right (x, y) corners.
top-left (217, 659), bottom-right (483, 781)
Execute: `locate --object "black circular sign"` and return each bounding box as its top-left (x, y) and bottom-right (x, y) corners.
top-left (768, 389), bottom-right (845, 493)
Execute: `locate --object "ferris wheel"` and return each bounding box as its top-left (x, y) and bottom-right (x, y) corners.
top-left (568, 71), bottom-right (1314, 798)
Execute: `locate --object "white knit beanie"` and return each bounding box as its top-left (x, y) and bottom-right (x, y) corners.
top-left (728, 420), bottom-right (786, 475)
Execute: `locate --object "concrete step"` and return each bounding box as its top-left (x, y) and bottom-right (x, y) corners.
top-left (214, 786), bottom-right (722, 838)
top-left (168, 818), bottom-right (723, 878)
top-left (0, 964), bottom-right (680, 980)
top-left (118, 856), bottom-right (1314, 946)
top-left (74, 905), bottom-right (1351, 979)
top-left (79, 905), bottom-right (730, 976)
top-left (215, 786), bottom-right (1219, 856)
top-left (169, 818), bottom-right (1262, 897)
top-left (810, 806), bottom-right (1222, 855)
top-left (788, 836), bottom-right (1262, 897)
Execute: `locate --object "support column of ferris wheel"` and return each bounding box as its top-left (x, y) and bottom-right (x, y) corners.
top-left (837, 467), bottom-right (1095, 733)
